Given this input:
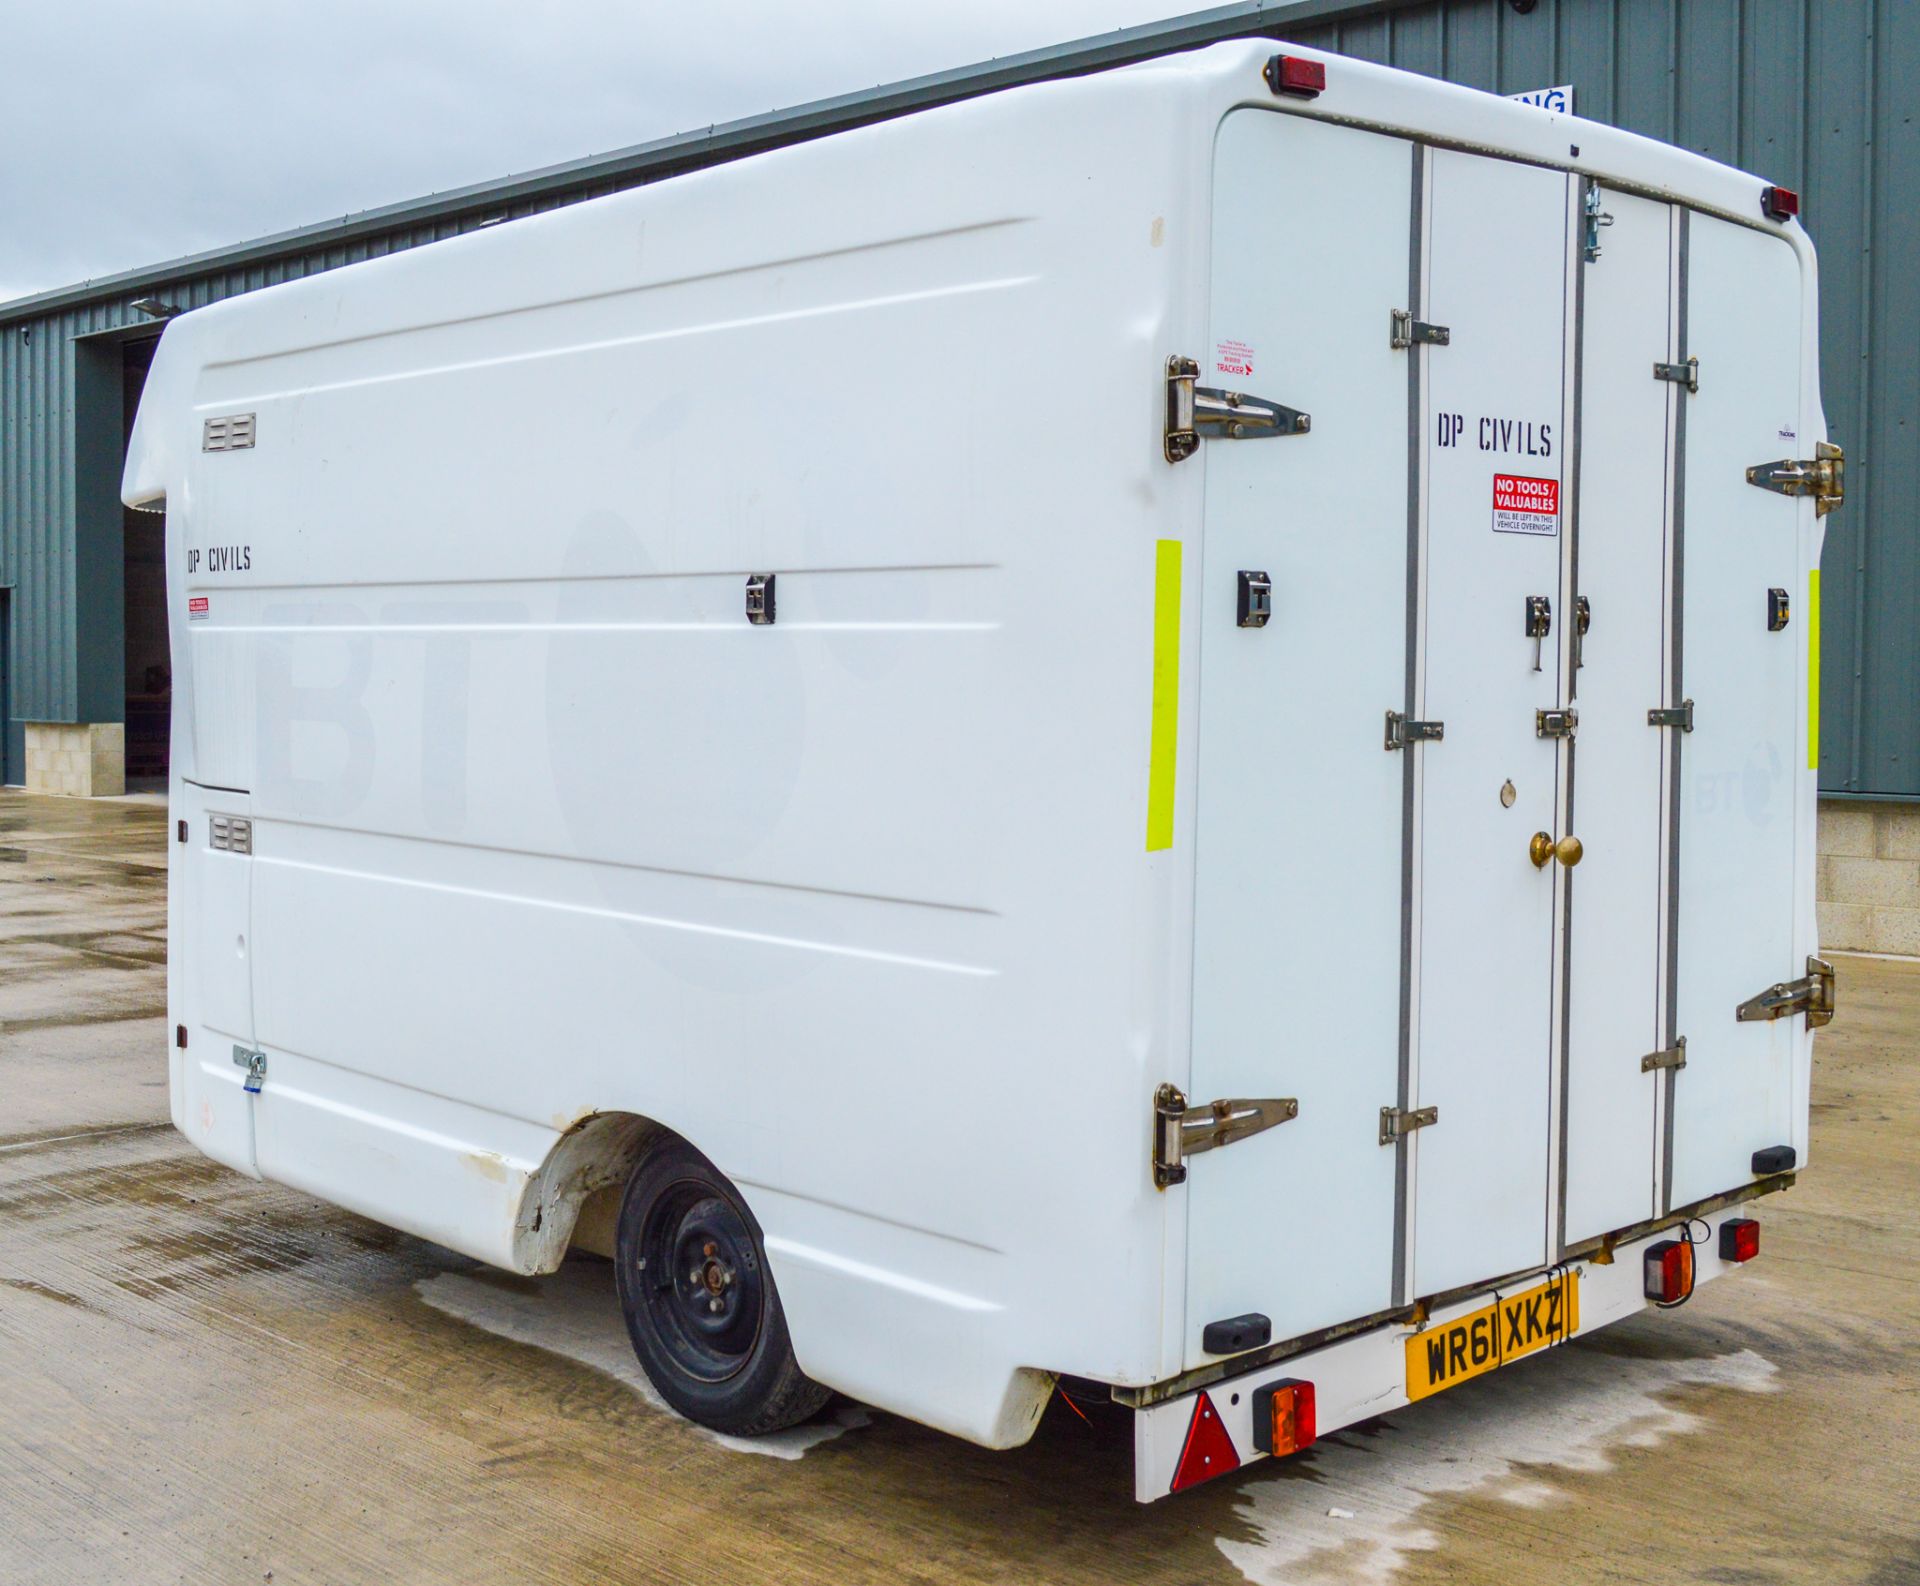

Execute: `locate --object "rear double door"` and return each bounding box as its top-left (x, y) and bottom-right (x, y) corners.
top-left (1189, 123), bottom-right (1792, 1352)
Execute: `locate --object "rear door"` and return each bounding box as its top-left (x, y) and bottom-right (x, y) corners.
top-left (1184, 110), bottom-right (1412, 1361)
top-left (1558, 188), bottom-right (1676, 1246)
top-left (1667, 214), bottom-right (1807, 1208)
top-left (1404, 149), bottom-right (1576, 1301)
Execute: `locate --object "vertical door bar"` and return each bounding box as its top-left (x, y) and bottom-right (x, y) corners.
top-left (1549, 174), bottom-right (1587, 1257)
top-left (1656, 208), bottom-right (1690, 1217)
top-left (1391, 140), bottom-right (1430, 1309)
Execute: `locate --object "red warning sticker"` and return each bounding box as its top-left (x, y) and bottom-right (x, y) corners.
top-left (187, 596), bottom-right (209, 621)
top-left (1492, 473), bottom-right (1560, 537)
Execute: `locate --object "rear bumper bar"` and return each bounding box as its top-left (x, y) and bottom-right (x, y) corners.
top-left (1132, 1209), bottom-right (1753, 1502)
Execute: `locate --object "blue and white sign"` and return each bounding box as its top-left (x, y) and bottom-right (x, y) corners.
top-left (1509, 84), bottom-right (1575, 114)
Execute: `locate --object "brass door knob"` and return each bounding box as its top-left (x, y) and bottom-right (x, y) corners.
top-left (1530, 832), bottom-right (1584, 869)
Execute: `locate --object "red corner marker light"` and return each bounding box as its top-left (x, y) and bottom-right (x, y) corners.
top-left (1762, 184), bottom-right (1800, 221)
top-left (1264, 54), bottom-right (1326, 99)
top-left (1719, 1218), bottom-right (1761, 1263)
top-left (1251, 1378), bottom-right (1317, 1459)
top-left (1169, 1391), bottom-right (1241, 1493)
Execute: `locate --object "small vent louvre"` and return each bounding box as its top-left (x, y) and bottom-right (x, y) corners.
top-left (202, 413), bottom-right (256, 452)
top-left (208, 815), bottom-right (252, 855)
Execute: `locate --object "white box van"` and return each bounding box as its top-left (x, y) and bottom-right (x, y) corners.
top-left (125, 39), bottom-right (1838, 1501)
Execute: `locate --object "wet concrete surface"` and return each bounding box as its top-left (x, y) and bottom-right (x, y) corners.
top-left (2, 788), bottom-right (1916, 1585)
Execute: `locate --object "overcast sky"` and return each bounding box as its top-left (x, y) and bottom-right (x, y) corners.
top-left (0, 0), bottom-right (1230, 305)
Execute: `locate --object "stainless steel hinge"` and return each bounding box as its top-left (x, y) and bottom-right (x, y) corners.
top-left (1379, 1104), bottom-right (1438, 1146)
top-left (1736, 956), bottom-right (1836, 1029)
top-left (1654, 356), bottom-right (1700, 394)
top-left (1641, 1037), bottom-right (1688, 1073)
top-left (1583, 184), bottom-right (1615, 262)
top-left (232, 1044), bottom-right (267, 1094)
top-left (1153, 1084), bottom-right (1298, 1188)
top-left (1747, 440), bottom-right (1845, 517)
top-left (1384, 710), bottom-right (1444, 750)
top-left (1164, 356), bottom-right (1310, 463)
top-left (1536, 707), bottom-right (1578, 740)
top-left (1390, 309), bottom-right (1450, 349)
top-left (1648, 699), bottom-right (1695, 732)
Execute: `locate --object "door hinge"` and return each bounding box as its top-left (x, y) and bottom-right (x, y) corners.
top-left (1641, 1037), bottom-right (1688, 1073)
top-left (1647, 699), bottom-right (1695, 732)
top-left (1379, 1104), bottom-right (1438, 1145)
top-left (1654, 355), bottom-right (1700, 394)
top-left (1535, 707), bottom-right (1578, 740)
top-left (1164, 356), bottom-right (1310, 463)
top-left (1735, 956), bottom-right (1835, 1029)
top-left (1583, 184), bottom-right (1615, 262)
top-left (232, 1045), bottom-right (267, 1095)
top-left (1390, 309), bottom-right (1450, 349)
top-left (1384, 710), bottom-right (1444, 750)
top-left (1153, 1084), bottom-right (1298, 1188)
top-left (1746, 440), bottom-right (1845, 517)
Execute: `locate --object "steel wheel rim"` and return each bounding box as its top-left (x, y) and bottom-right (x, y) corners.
top-left (638, 1180), bottom-right (765, 1384)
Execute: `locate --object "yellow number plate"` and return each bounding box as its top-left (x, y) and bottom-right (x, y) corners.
top-left (1404, 1270), bottom-right (1581, 1402)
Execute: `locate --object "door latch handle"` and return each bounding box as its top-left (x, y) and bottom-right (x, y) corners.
top-left (1530, 832), bottom-right (1584, 869)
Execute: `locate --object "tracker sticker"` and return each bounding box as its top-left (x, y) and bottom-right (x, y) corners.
top-left (187, 596), bottom-right (209, 621)
top-left (1214, 338), bottom-right (1255, 378)
top-left (1491, 473), bottom-right (1559, 537)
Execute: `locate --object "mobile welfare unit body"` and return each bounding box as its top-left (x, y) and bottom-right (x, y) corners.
top-left (126, 40), bottom-right (1839, 1500)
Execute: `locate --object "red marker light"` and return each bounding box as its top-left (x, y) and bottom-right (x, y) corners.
top-left (1644, 1238), bottom-right (1695, 1304)
top-left (1169, 1390), bottom-right (1241, 1493)
top-left (1251, 1378), bottom-right (1317, 1458)
top-left (1719, 1218), bottom-right (1761, 1263)
top-left (1264, 54), bottom-right (1326, 99)
top-left (1762, 185), bottom-right (1800, 221)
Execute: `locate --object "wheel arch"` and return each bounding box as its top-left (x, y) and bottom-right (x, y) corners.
top-left (507, 1110), bottom-right (672, 1274)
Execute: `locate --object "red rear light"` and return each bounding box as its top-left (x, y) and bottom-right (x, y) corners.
top-left (1264, 54), bottom-right (1326, 99)
top-left (1762, 184), bottom-right (1800, 221)
top-left (1719, 1218), bottom-right (1761, 1263)
top-left (1169, 1390), bottom-right (1241, 1492)
top-left (1251, 1378), bottom-right (1318, 1457)
top-left (1644, 1238), bottom-right (1695, 1304)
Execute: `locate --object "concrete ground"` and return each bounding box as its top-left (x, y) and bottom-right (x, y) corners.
top-left (2, 789), bottom-right (1916, 1586)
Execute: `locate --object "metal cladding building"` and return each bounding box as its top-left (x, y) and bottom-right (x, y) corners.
top-left (1, 0), bottom-right (1913, 944)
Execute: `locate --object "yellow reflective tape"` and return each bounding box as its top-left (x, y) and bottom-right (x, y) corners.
top-left (1808, 568), bottom-right (1821, 770)
top-left (1146, 540), bottom-right (1183, 851)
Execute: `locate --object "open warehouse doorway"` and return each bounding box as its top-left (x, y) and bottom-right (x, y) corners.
top-left (120, 335), bottom-right (167, 786)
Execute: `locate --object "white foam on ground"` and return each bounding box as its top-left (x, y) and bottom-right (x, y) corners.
top-left (1218, 1342), bottom-right (1777, 1586)
top-left (415, 1263), bottom-right (869, 1459)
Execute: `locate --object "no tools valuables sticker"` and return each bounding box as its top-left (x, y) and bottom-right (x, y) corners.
top-left (1492, 473), bottom-right (1560, 537)
top-left (187, 596), bottom-right (209, 621)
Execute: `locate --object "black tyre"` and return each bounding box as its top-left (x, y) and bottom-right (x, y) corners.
top-left (614, 1135), bottom-right (830, 1436)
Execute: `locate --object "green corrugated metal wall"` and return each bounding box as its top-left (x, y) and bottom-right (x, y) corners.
top-left (1279, 0), bottom-right (1918, 797)
top-left (0, 0), bottom-right (1912, 792)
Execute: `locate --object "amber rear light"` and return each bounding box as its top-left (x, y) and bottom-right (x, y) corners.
top-left (1644, 1238), bottom-right (1695, 1304)
top-left (1251, 1378), bottom-right (1317, 1458)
